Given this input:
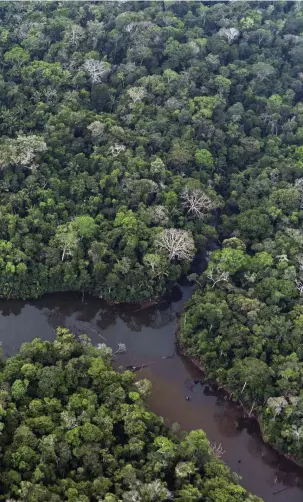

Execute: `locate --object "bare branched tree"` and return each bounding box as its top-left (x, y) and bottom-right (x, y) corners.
top-left (157, 228), bottom-right (195, 262)
top-left (210, 442), bottom-right (225, 459)
top-left (113, 343), bottom-right (127, 355)
top-left (83, 59), bottom-right (110, 84)
top-left (181, 188), bottom-right (216, 219)
top-left (276, 254), bottom-right (289, 263)
top-left (207, 266), bottom-right (229, 288)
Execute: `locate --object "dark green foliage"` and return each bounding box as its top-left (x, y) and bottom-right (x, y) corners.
top-left (180, 237), bottom-right (303, 460)
top-left (0, 329), bottom-right (261, 502)
top-left (2, 0), bottom-right (303, 471)
top-left (0, 1), bottom-right (227, 302)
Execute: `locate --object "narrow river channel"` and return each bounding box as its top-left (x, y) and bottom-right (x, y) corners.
top-left (0, 284), bottom-right (302, 501)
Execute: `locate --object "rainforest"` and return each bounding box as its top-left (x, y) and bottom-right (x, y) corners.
top-left (0, 0), bottom-right (303, 499)
top-left (0, 328), bottom-right (263, 502)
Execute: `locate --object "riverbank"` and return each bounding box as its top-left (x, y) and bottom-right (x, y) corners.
top-left (176, 332), bottom-right (303, 472)
top-left (1, 269), bottom-right (302, 477)
top-left (105, 296), bottom-right (165, 309)
top-left (0, 289), bottom-right (302, 500)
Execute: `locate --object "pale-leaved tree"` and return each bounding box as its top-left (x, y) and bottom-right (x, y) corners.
top-left (267, 396), bottom-right (288, 419)
top-left (87, 120), bottom-right (106, 145)
top-left (143, 253), bottom-right (168, 278)
top-left (64, 24), bottom-right (85, 48)
top-left (295, 178), bottom-right (303, 208)
top-left (54, 225), bottom-right (78, 262)
top-left (127, 86), bottom-right (146, 103)
top-left (83, 59), bottom-right (110, 84)
top-left (109, 143), bottom-right (126, 156)
top-left (218, 27), bottom-right (240, 44)
top-left (146, 205), bottom-right (169, 226)
top-left (252, 62), bottom-right (275, 81)
top-left (0, 135), bottom-right (47, 170)
top-left (295, 278), bottom-right (303, 295)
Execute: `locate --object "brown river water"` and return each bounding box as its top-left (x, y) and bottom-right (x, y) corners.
top-left (0, 284), bottom-right (302, 501)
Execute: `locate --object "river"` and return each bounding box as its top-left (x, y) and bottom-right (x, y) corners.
top-left (0, 284), bottom-right (302, 501)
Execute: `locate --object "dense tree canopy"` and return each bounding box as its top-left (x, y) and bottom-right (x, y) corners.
top-left (0, 329), bottom-right (261, 502)
top-left (0, 0), bottom-right (227, 302)
top-left (0, 0), bottom-right (301, 304)
top-left (2, 0), bottom-right (303, 476)
top-left (180, 235), bottom-right (303, 462)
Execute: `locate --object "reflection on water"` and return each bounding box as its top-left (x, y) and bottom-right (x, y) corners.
top-left (0, 286), bottom-right (302, 501)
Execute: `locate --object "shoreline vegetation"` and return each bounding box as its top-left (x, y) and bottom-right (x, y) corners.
top-left (0, 328), bottom-right (262, 502)
top-left (178, 251), bottom-right (303, 469)
top-left (1, 1), bottom-right (303, 497)
top-left (177, 336), bottom-right (303, 472)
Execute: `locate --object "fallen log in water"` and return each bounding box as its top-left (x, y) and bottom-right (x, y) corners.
top-left (126, 362), bottom-right (154, 372)
top-left (273, 486), bottom-right (291, 495)
top-left (162, 350), bottom-right (176, 360)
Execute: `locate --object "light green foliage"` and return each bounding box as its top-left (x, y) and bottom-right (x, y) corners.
top-left (0, 330), bottom-right (261, 501)
top-left (267, 94), bottom-right (283, 114)
top-left (54, 225), bottom-right (78, 262)
top-left (215, 75), bottom-right (231, 97)
top-left (4, 46), bottom-right (30, 67)
top-left (189, 96), bottom-right (222, 119)
top-left (211, 247), bottom-right (249, 274)
top-left (295, 145), bottom-right (303, 161)
top-left (71, 216), bottom-right (97, 239)
top-left (114, 209), bottom-right (137, 229)
top-left (195, 149), bottom-right (214, 170)
top-left (11, 379), bottom-right (28, 400)
top-left (0, 0), bottom-right (302, 471)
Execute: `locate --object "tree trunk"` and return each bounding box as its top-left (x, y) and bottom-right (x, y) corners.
top-left (240, 381), bottom-right (247, 395)
top-left (248, 401), bottom-right (255, 417)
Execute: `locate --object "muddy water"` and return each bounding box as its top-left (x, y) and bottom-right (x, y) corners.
top-left (0, 286), bottom-right (302, 501)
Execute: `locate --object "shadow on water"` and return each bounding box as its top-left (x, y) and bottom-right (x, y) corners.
top-left (0, 281), bottom-right (302, 501)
